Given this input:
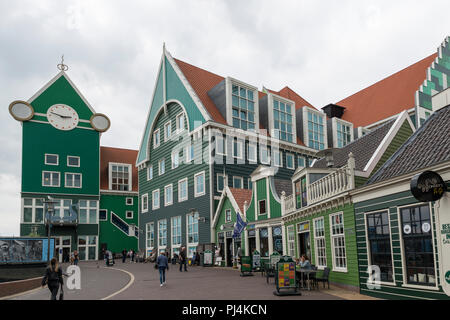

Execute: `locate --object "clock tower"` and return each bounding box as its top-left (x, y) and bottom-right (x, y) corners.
top-left (9, 64), bottom-right (111, 262)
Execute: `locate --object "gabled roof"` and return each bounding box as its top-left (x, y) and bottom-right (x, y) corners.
top-left (335, 53), bottom-right (437, 127)
top-left (173, 57), bottom-right (315, 144)
top-left (100, 146), bottom-right (139, 192)
top-left (273, 179), bottom-right (293, 197)
top-left (367, 105), bottom-right (450, 185)
top-left (228, 188), bottom-right (253, 213)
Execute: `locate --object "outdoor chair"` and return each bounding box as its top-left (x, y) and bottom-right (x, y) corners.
top-left (265, 263), bottom-right (276, 284)
top-left (315, 267), bottom-right (330, 289)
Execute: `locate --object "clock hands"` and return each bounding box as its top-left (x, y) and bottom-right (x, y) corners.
top-left (51, 111), bottom-right (72, 119)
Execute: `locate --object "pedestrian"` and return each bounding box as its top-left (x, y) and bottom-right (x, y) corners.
top-left (122, 249), bottom-right (127, 263)
top-left (73, 250), bottom-right (79, 266)
top-left (157, 251), bottom-right (169, 287)
top-left (131, 249), bottom-right (135, 263)
top-left (41, 257), bottom-right (64, 300)
top-left (179, 247), bottom-right (187, 272)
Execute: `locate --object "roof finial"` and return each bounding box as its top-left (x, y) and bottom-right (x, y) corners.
top-left (57, 55), bottom-right (69, 71)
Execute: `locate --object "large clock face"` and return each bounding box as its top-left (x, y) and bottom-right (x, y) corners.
top-left (46, 104), bottom-right (79, 131)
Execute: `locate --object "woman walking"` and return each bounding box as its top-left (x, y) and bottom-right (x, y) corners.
top-left (41, 257), bottom-right (64, 300)
top-left (157, 252), bottom-right (169, 287)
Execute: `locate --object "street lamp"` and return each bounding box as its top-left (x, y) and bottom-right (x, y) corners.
top-left (43, 196), bottom-right (57, 262)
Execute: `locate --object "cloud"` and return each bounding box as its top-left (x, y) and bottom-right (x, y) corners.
top-left (1, 0), bottom-right (449, 234)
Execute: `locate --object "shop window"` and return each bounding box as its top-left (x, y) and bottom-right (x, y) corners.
top-left (366, 211), bottom-right (393, 282)
top-left (400, 205), bottom-right (435, 286)
top-left (272, 226), bottom-right (283, 254)
top-left (259, 228), bottom-right (269, 257)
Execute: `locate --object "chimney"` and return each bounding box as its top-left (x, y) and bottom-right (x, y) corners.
top-left (322, 104), bottom-right (345, 119)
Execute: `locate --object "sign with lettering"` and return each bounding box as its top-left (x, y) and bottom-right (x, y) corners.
top-left (252, 250), bottom-right (261, 269)
top-left (437, 189), bottom-right (450, 297)
top-left (203, 250), bottom-right (213, 266)
top-left (240, 256), bottom-right (252, 273)
top-left (277, 261), bottom-right (296, 289)
top-left (410, 171), bottom-right (447, 202)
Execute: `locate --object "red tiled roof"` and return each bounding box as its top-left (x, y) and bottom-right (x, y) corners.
top-left (173, 57), bottom-right (313, 146)
top-left (228, 188), bottom-right (253, 213)
top-left (336, 53), bottom-right (437, 127)
top-left (100, 146), bottom-right (139, 192)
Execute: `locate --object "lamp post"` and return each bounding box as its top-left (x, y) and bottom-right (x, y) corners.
top-left (43, 196), bottom-right (57, 263)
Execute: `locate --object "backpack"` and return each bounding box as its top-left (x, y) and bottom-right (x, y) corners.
top-left (48, 268), bottom-right (59, 282)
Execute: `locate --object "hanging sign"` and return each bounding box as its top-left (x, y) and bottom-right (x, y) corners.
top-left (410, 171), bottom-right (447, 202)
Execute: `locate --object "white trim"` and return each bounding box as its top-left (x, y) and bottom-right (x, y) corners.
top-left (216, 135), bottom-right (227, 156)
top-left (108, 162), bottom-right (132, 191)
top-left (152, 189), bottom-right (160, 210)
top-left (147, 165), bottom-right (153, 181)
top-left (44, 154), bottom-right (59, 166)
top-left (397, 202), bottom-right (439, 289)
top-left (247, 142), bottom-right (257, 163)
top-left (258, 199), bottom-right (267, 215)
top-left (363, 209), bottom-right (396, 286)
top-left (286, 153), bottom-right (295, 169)
top-left (232, 139), bottom-right (244, 159)
top-left (260, 146), bottom-right (270, 165)
top-left (164, 120), bottom-right (172, 142)
top-left (64, 172), bottom-right (82, 188)
top-left (126, 197), bottom-right (133, 206)
top-left (232, 176), bottom-right (244, 189)
top-left (145, 222), bottom-right (155, 251)
top-left (194, 171), bottom-right (206, 197)
top-left (176, 112), bottom-right (186, 134)
top-left (225, 209), bottom-right (232, 223)
top-left (268, 92), bottom-right (297, 143)
top-left (157, 218), bottom-right (168, 249)
top-left (125, 210), bottom-right (134, 219)
top-left (171, 150), bottom-right (180, 169)
top-left (273, 150), bottom-right (283, 167)
top-left (332, 117), bottom-right (354, 148)
top-left (297, 155), bottom-right (306, 168)
top-left (178, 177), bottom-right (188, 202)
top-left (216, 173), bottom-right (227, 193)
top-left (67, 155), bottom-right (80, 167)
top-left (158, 159), bottom-right (165, 175)
top-left (164, 184), bottom-right (173, 206)
top-left (153, 128), bottom-right (161, 148)
top-left (99, 209), bottom-right (108, 221)
top-left (141, 193), bottom-right (149, 213)
top-left (312, 216), bottom-right (327, 269)
top-left (226, 77), bottom-right (259, 129)
top-left (302, 106), bottom-right (328, 150)
top-left (42, 170), bottom-right (60, 187)
top-left (329, 211), bottom-right (348, 272)
top-left (171, 216), bottom-right (182, 248)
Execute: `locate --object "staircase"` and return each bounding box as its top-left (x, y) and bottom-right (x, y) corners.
top-left (110, 212), bottom-right (138, 238)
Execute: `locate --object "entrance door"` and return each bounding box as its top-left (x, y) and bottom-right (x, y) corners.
top-left (248, 237), bottom-right (256, 255)
top-left (62, 247), bottom-right (71, 263)
top-left (297, 232), bottom-right (311, 259)
top-left (55, 236), bottom-right (72, 263)
top-left (226, 238), bottom-right (233, 267)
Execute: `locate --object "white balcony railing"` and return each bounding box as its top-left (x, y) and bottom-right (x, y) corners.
top-left (282, 152), bottom-right (355, 216)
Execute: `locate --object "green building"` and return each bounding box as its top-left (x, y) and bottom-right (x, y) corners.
top-left (352, 93), bottom-right (450, 300)
top-left (9, 67), bottom-right (138, 262)
top-left (212, 166), bottom-right (291, 266)
top-left (281, 111), bottom-right (415, 290)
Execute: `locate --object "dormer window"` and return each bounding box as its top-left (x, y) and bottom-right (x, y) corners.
top-left (303, 107), bottom-right (327, 150)
top-left (332, 118), bottom-right (353, 148)
top-left (232, 84), bottom-right (255, 131)
top-left (295, 176), bottom-right (307, 209)
top-left (273, 99), bottom-right (294, 143)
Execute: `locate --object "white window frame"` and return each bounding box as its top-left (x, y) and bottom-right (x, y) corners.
top-left (178, 178), bottom-right (188, 202)
top-left (260, 146), bottom-right (270, 165)
top-left (125, 211), bottom-right (133, 219)
top-left (258, 199), bottom-right (267, 215)
top-left (297, 155), bottom-right (306, 168)
top-left (171, 216), bottom-right (182, 248)
top-left (77, 235), bottom-right (98, 261)
top-left (152, 189), bottom-right (160, 210)
top-left (194, 171), bottom-right (206, 197)
top-left (329, 212), bottom-right (347, 272)
top-left (108, 163), bottom-right (132, 191)
top-left (172, 151), bottom-right (180, 169)
top-left (159, 159), bottom-right (165, 176)
top-left (313, 217), bottom-right (327, 269)
top-left (164, 184), bottom-right (173, 206)
top-left (67, 156), bottom-right (80, 167)
top-left (217, 173), bottom-right (227, 193)
top-left (247, 142), bottom-right (257, 163)
top-left (233, 139), bottom-right (243, 159)
top-left (287, 225), bottom-right (296, 258)
top-left (45, 154), bottom-right (59, 166)
top-left (332, 118), bottom-right (354, 148)
top-left (147, 165), bottom-right (153, 181)
top-left (164, 120), bottom-right (172, 142)
top-left (22, 198), bottom-right (45, 224)
top-left (141, 193), bottom-right (148, 213)
top-left (64, 172), bottom-right (82, 188)
top-left (227, 78), bottom-right (259, 131)
top-left (270, 94), bottom-right (296, 143)
top-left (216, 136), bottom-right (226, 156)
top-left (186, 212), bottom-right (199, 252)
top-left (273, 150), bottom-right (283, 167)
top-left (153, 128), bottom-right (160, 148)
top-left (302, 107), bottom-right (328, 151)
top-left (185, 145), bottom-right (194, 163)
top-left (158, 219), bottom-right (167, 249)
top-left (78, 200), bottom-right (98, 224)
top-left (99, 209), bottom-right (108, 221)
top-left (176, 112), bottom-right (185, 133)
top-left (42, 171), bottom-right (60, 187)
top-left (286, 153), bottom-right (295, 169)
top-left (233, 176), bottom-right (243, 189)
top-left (126, 197), bottom-right (133, 206)
top-left (146, 222), bottom-right (155, 250)
top-left (225, 209), bottom-right (232, 223)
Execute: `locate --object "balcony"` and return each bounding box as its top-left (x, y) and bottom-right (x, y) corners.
top-left (282, 152), bottom-right (355, 215)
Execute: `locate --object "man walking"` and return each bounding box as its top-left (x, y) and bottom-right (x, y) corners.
top-left (157, 252), bottom-right (169, 286)
top-left (179, 247), bottom-right (187, 272)
top-left (122, 248), bottom-right (127, 263)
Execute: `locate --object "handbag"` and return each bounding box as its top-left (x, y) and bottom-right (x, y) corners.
top-left (59, 283), bottom-right (64, 300)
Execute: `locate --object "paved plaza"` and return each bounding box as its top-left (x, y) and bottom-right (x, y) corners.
top-left (3, 261), bottom-right (377, 300)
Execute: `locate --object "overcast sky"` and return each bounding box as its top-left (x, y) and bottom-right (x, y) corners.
top-left (1, 0), bottom-right (449, 236)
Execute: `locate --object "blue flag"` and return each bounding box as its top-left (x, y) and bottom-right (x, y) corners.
top-left (232, 212), bottom-right (247, 238)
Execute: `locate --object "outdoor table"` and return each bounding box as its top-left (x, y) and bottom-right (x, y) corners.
top-left (295, 267), bottom-right (318, 291)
